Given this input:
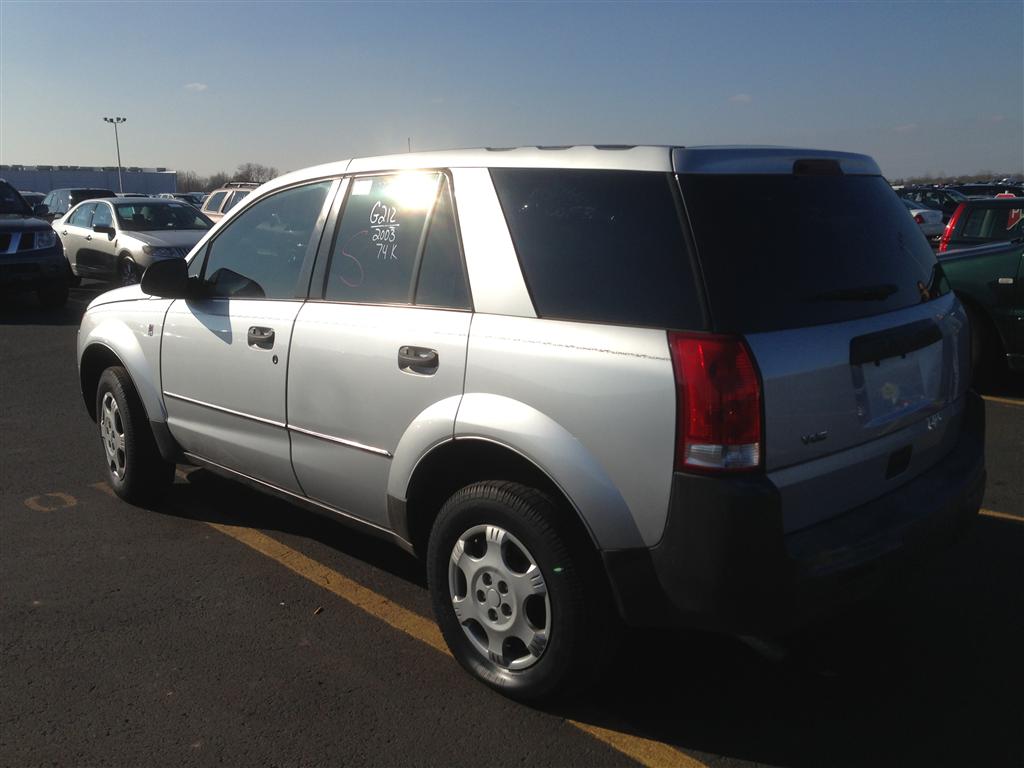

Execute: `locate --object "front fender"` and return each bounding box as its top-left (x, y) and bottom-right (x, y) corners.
top-left (78, 302), bottom-right (167, 423)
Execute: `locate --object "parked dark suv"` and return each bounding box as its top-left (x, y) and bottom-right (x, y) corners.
top-left (0, 180), bottom-right (69, 307)
top-left (39, 188), bottom-right (116, 222)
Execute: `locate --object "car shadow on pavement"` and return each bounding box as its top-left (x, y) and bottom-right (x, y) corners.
top-left (550, 515), bottom-right (1024, 767)
top-left (150, 468), bottom-right (1023, 767)
top-left (0, 284), bottom-right (109, 327)
top-left (151, 468), bottom-right (427, 587)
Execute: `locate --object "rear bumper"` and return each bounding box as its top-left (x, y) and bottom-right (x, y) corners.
top-left (603, 390), bottom-right (986, 634)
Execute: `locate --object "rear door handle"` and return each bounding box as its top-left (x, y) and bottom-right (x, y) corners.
top-left (85, 235), bottom-right (92, 241)
top-left (247, 326), bottom-right (275, 349)
top-left (398, 345), bottom-right (438, 375)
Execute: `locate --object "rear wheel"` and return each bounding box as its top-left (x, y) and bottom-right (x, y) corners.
top-left (427, 481), bottom-right (614, 701)
top-left (95, 366), bottom-right (174, 504)
top-left (965, 303), bottom-right (998, 385)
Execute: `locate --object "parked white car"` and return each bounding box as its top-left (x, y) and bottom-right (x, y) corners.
top-left (902, 198), bottom-right (944, 238)
top-left (54, 197), bottom-right (213, 285)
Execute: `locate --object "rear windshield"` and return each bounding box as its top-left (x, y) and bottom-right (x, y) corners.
top-left (69, 189), bottom-right (115, 205)
top-left (679, 174), bottom-right (947, 334)
top-left (491, 169), bottom-right (705, 329)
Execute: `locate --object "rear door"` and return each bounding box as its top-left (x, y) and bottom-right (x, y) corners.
top-left (675, 153), bottom-right (970, 533)
top-left (287, 172), bottom-right (472, 529)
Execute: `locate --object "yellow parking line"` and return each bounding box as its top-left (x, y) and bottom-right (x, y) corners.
top-left (208, 521), bottom-right (709, 768)
top-left (981, 395), bottom-right (1023, 408)
top-left (980, 508), bottom-right (1023, 523)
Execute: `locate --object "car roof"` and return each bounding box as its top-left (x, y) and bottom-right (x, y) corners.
top-left (259, 144), bottom-right (881, 197)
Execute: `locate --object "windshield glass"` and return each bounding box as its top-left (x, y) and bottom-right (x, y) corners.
top-left (114, 201), bottom-right (212, 231)
top-left (0, 182), bottom-right (31, 215)
top-left (947, 189), bottom-right (967, 201)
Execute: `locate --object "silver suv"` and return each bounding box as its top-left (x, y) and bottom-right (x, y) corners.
top-left (76, 146), bottom-right (986, 700)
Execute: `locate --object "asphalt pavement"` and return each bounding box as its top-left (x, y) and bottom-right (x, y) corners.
top-left (2, 284), bottom-right (1022, 768)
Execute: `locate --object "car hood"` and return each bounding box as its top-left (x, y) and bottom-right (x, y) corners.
top-left (122, 229), bottom-right (208, 248)
top-left (87, 284), bottom-right (149, 310)
top-left (0, 213), bottom-right (51, 231)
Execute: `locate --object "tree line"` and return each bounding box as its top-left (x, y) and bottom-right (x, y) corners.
top-left (890, 170), bottom-right (1023, 186)
top-left (176, 162), bottom-right (279, 192)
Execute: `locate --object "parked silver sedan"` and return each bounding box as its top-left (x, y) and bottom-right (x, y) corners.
top-left (55, 198), bottom-right (213, 285)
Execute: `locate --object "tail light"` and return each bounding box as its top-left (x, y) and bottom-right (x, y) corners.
top-left (914, 214), bottom-right (925, 224)
top-left (667, 332), bottom-right (762, 473)
top-left (938, 203), bottom-right (965, 253)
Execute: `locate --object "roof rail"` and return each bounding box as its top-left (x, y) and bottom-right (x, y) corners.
top-left (223, 181), bottom-right (261, 188)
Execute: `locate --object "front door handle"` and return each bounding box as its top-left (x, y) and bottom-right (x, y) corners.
top-left (398, 345), bottom-right (439, 375)
top-left (61, 230), bottom-right (68, 235)
top-left (85, 235), bottom-right (92, 241)
top-left (247, 326), bottom-right (275, 349)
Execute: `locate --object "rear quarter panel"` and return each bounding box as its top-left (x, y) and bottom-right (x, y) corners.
top-left (458, 314), bottom-right (677, 549)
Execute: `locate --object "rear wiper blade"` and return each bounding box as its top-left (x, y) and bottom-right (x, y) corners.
top-left (805, 284), bottom-right (899, 302)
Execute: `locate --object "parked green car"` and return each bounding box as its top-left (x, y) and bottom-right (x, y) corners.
top-left (939, 240), bottom-right (1024, 376)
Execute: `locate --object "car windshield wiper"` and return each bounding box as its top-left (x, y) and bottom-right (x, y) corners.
top-left (805, 284), bottom-right (899, 302)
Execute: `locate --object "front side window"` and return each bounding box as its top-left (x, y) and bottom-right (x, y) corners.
top-left (199, 181), bottom-right (332, 300)
top-left (68, 203), bottom-right (96, 228)
top-left (324, 172), bottom-right (442, 304)
top-left (204, 191), bottom-right (227, 213)
top-left (92, 203), bottom-right (114, 229)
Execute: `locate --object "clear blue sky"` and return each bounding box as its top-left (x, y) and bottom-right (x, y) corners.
top-left (2, 1), bottom-right (1021, 179)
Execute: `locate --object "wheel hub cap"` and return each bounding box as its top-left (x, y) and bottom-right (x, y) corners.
top-left (100, 392), bottom-right (127, 480)
top-left (448, 524), bottom-right (551, 670)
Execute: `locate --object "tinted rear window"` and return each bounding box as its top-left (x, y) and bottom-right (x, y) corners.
top-left (491, 169), bottom-right (704, 329)
top-left (679, 174), bottom-right (947, 334)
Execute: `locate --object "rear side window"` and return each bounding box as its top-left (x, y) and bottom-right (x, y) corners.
top-left (324, 172), bottom-right (442, 305)
top-left (415, 179), bottom-right (471, 309)
top-left (491, 169), bottom-right (704, 329)
top-left (223, 190), bottom-right (250, 213)
top-left (679, 174), bottom-right (948, 334)
top-left (69, 203), bottom-right (96, 227)
top-left (204, 191), bottom-right (227, 213)
top-left (961, 205), bottom-right (1023, 240)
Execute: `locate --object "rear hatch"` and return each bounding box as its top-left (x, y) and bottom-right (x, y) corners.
top-left (674, 148), bottom-right (971, 533)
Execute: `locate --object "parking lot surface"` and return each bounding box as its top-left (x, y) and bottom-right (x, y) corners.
top-left (2, 284), bottom-right (1022, 768)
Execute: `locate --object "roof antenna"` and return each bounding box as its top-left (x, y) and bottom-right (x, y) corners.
top-left (407, 137), bottom-right (411, 153)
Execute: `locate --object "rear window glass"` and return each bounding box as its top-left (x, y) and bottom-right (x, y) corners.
top-left (679, 174), bottom-right (947, 334)
top-left (491, 169), bottom-right (704, 329)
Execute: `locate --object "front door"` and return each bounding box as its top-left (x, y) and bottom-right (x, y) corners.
top-left (288, 172), bottom-right (473, 527)
top-left (161, 179), bottom-right (337, 491)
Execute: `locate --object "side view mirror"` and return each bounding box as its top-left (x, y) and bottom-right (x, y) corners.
top-left (93, 224), bottom-right (115, 237)
top-left (140, 257), bottom-right (190, 298)
top-left (33, 203), bottom-right (49, 217)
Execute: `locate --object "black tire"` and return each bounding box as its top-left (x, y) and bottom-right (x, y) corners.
top-left (66, 260), bottom-right (82, 287)
top-left (95, 366), bottom-right (174, 504)
top-left (117, 255), bottom-right (139, 286)
top-left (965, 303), bottom-right (997, 385)
top-left (36, 280), bottom-right (68, 308)
top-left (427, 481), bottom-right (615, 701)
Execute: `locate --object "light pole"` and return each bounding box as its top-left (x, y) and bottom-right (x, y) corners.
top-left (102, 117), bottom-right (127, 194)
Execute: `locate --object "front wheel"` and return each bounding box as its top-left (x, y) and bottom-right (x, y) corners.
top-left (118, 256), bottom-right (140, 286)
top-left (96, 366), bottom-right (174, 504)
top-left (427, 481), bottom-right (614, 701)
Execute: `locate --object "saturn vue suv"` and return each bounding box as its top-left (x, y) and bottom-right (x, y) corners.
top-left (76, 146), bottom-right (986, 700)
